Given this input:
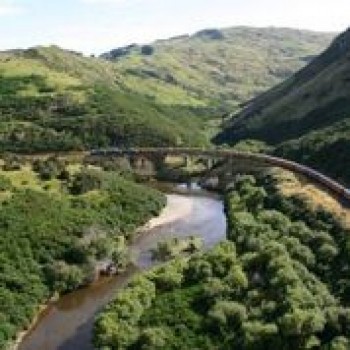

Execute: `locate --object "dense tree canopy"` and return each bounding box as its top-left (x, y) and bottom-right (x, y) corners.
top-left (0, 165), bottom-right (165, 349)
top-left (94, 174), bottom-right (350, 349)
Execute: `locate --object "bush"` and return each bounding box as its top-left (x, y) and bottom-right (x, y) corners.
top-left (2, 154), bottom-right (22, 171)
top-left (0, 175), bottom-right (12, 191)
top-left (141, 45), bottom-right (154, 55)
top-left (69, 169), bottom-right (102, 195)
top-left (32, 157), bottom-right (65, 181)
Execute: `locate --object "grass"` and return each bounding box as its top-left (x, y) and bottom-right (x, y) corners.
top-left (0, 28), bottom-right (334, 153)
top-left (269, 167), bottom-right (350, 228)
top-left (119, 74), bottom-right (206, 106)
top-left (215, 29), bottom-right (350, 186)
top-left (2, 166), bottom-right (45, 190)
top-left (106, 27), bottom-right (333, 110)
top-left (0, 56), bottom-right (85, 102)
top-left (1, 166), bottom-right (63, 194)
top-left (0, 162), bottom-right (100, 195)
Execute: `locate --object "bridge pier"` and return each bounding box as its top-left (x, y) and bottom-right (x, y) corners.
top-left (205, 158), bottom-right (214, 169)
top-left (129, 154), bottom-right (166, 175)
top-left (183, 156), bottom-right (191, 168)
top-left (130, 156), bottom-right (155, 174)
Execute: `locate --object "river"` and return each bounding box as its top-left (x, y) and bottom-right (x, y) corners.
top-left (19, 184), bottom-right (227, 350)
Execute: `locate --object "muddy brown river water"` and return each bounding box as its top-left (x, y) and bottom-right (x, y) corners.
top-left (19, 185), bottom-right (227, 350)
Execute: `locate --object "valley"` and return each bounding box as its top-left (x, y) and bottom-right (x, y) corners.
top-left (18, 186), bottom-right (226, 350)
top-left (94, 174), bottom-right (350, 350)
top-left (0, 27), bottom-right (333, 154)
top-left (215, 29), bottom-right (350, 186)
top-left (1, 18), bottom-right (350, 350)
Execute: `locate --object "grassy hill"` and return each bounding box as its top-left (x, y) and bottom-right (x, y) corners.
top-left (104, 27), bottom-right (333, 112)
top-left (0, 27), bottom-right (333, 153)
top-left (0, 46), bottom-right (207, 153)
top-left (214, 29), bottom-right (350, 185)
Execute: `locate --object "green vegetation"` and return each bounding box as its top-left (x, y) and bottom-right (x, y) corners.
top-left (0, 161), bottom-right (165, 349)
top-left (105, 27), bottom-right (333, 110)
top-left (0, 47), bottom-right (206, 152)
top-left (0, 26), bottom-right (344, 349)
top-left (151, 236), bottom-right (203, 262)
top-left (0, 28), bottom-right (333, 152)
top-left (215, 29), bottom-right (350, 185)
top-left (94, 175), bottom-right (350, 349)
top-left (32, 156), bottom-right (67, 181)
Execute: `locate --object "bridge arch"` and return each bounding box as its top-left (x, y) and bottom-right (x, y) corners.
top-left (90, 148), bottom-right (350, 203)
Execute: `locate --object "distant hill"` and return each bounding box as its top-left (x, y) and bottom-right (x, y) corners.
top-left (0, 27), bottom-right (333, 152)
top-left (103, 27), bottom-right (334, 112)
top-left (215, 28), bottom-right (350, 185)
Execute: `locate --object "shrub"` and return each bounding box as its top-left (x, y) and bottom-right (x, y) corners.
top-left (69, 169), bottom-right (102, 195)
top-left (0, 175), bottom-right (12, 191)
top-left (2, 154), bottom-right (21, 171)
top-left (32, 157), bottom-right (65, 181)
top-left (141, 45), bottom-right (154, 55)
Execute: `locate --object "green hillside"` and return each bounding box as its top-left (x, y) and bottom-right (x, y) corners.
top-left (0, 27), bottom-right (333, 153)
top-left (104, 27), bottom-right (333, 111)
top-left (0, 46), bottom-right (206, 153)
top-left (215, 29), bottom-right (350, 185)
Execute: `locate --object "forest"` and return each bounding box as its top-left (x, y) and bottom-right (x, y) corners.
top-left (0, 159), bottom-right (165, 349)
top-left (94, 175), bottom-right (350, 350)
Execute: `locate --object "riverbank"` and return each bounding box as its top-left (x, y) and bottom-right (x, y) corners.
top-left (18, 188), bottom-right (226, 350)
top-left (9, 291), bottom-right (61, 350)
top-left (144, 195), bottom-right (194, 230)
top-left (13, 202), bottom-right (168, 350)
top-left (11, 193), bottom-right (205, 350)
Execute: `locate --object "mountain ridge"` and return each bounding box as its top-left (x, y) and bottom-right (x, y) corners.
top-left (0, 26), bottom-right (334, 152)
top-left (101, 26), bottom-right (335, 110)
top-left (214, 28), bottom-right (350, 185)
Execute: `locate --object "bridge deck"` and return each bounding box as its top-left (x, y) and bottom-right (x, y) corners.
top-left (90, 148), bottom-right (350, 203)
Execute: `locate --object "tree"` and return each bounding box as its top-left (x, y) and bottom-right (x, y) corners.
top-left (69, 169), bottom-right (102, 195)
top-left (242, 321), bottom-right (279, 349)
top-left (141, 45), bottom-right (154, 55)
top-left (32, 157), bottom-right (65, 181)
top-left (2, 154), bottom-right (21, 171)
top-left (208, 300), bottom-right (247, 329)
top-left (0, 175), bottom-right (12, 191)
top-left (45, 261), bottom-right (85, 292)
top-left (327, 336), bottom-right (349, 350)
top-left (279, 308), bottom-right (326, 338)
top-left (138, 327), bottom-right (168, 349)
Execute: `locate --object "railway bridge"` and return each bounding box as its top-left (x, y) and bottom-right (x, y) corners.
top-left (90, 147), bottom-right (350, 203)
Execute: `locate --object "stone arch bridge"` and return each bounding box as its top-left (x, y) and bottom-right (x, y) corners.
top-left (90, 147), bottom-right (350, 203)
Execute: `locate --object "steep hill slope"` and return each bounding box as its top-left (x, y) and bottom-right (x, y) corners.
top-left (0, 27), bottom-right (333, 153)
top-left (0, 46), bottom-right (207, 153)
top-left (215, 29), bottom-right (350, 185)
top-left (103, 27), bottom-right (334, 112)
